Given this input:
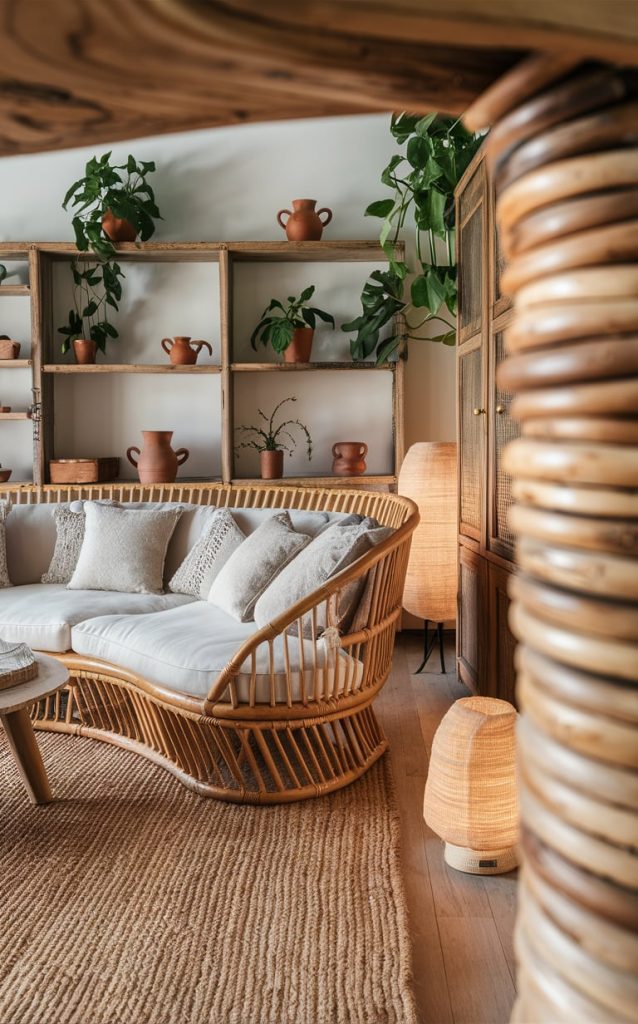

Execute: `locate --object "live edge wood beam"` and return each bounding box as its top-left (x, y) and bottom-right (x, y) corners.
top-left (2, 0), bottom-right (638, 156)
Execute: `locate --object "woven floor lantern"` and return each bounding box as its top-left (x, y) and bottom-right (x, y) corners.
top-left (398, 442), bottom-right (457, 673)
top-left (424, 696), bottom-right (519, 874)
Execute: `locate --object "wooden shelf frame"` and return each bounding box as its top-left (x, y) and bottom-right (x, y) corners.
top-left (0, 241), bottom-right (405, 487)
top-left (0, 285), bottom-right (30, 296)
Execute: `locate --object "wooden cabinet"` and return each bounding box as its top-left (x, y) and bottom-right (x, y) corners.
top-left (455, 149), bottom-right (519, 705)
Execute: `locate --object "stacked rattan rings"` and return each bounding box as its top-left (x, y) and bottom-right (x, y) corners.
top-left (466, 58), bottom-right (638, 1023)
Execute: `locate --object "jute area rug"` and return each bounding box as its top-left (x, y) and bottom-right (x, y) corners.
top-left (0, 732), bottom-right (417, 1024)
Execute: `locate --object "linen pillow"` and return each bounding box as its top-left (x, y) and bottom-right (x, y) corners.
top-left (169, 509), bottom-right (246, 598)
top-left (253, 521), bottom-right (393, 633)
top-left (68, 503), bottom-right (183, 595)
top-left (0, 501), bottom-right (11, 588)
top-left (43, 500), bottom-right (121, 585)
top-left (207, 512), bottom-right (311, 622)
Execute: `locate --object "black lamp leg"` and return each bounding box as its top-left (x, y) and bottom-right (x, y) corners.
top-left (437, 621), bottom-right (446, 674)
top-left (415, 620), bottom-right (447, 674)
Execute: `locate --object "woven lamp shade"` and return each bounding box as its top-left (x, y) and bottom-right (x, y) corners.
top-left (398, 442), bottom-right (457, 623)
top-left (424, 696), bottom-right (519, 874)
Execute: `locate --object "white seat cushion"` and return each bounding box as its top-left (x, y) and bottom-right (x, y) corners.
top-left (71, 602), bottom-right (363, 703)
top-left (0, 584), bottom-right (195, 652)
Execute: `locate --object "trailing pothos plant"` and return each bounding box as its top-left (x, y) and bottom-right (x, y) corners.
top-left (250, 286), bottom-right (335, 355)
top-left (57, 259), bottom-right (125, 355)
top-left (235, 397), bottom-right (313, 459)
top-left (63, 152), bottom-right (162, 261)
top-left (342, 113), bottom-right (482, 363)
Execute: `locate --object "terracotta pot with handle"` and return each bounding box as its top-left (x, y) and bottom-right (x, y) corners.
top-left (283, 327), bottom-right (314, 364)
top-left (161, 336), bottom-right (213, 366)
top-left (332, 441), bottom-right (368, 476)
top-left (260, 449), bottom-right (284, 480)
top-left (101, 210), bottom-right (137, 242)
top-left (126, 430), bottom-right (189, 483)
top-left (277, 199), bottom-right (333, 241)
top-left (72, 338), bottom-right (97, 365)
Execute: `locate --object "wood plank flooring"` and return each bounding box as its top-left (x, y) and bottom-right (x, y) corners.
top-left (376, 633), bottom-right (517, 1024)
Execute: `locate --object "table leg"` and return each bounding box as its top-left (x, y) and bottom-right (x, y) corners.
top-left (1, 707), bottom-right (53, 804)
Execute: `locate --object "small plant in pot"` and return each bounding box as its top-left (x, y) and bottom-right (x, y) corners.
top-left (235, 397), bottom-right (313, 480)
top-left (57, 259), bottom-right (125, 364)
top-left (63, 152), bottom-right (162, 261)
top-left (250, 286), bottom-right (335, 364)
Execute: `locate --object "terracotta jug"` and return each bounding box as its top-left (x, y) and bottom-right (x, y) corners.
top-left (277, 199), bottom-right (333, 241)
top-left (284, 327), bottom-right (314, 363)
top-left (101, 210), bottom-right (137, 242)
top-left (332, 441), bottom-right (368, 477)
top-left (260, 449), bottom-right (284, 480)
top-left (126, 430), bottom-right (190, 483)
top-left (73, 338), bottom-right (97, 365)
top-left (161, 336), bottom-right (213, 366)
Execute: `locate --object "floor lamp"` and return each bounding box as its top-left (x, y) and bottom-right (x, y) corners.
top-left (398, 442), bottom-right (457, 674)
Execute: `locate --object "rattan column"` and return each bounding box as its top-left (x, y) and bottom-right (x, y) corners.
top-left (465, 59), bottom-right (638, 1022)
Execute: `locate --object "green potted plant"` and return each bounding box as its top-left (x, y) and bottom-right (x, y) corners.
top-left (57, 259), bottom-right (125, 363)
top-left (235, 397), bottom-right (313, 479)
top-left (343, 113), bottom-right (481, 362)
top-left (250, 286), bottom-right (335, 363)
top-left (63, 152), bottom-right (162, 261)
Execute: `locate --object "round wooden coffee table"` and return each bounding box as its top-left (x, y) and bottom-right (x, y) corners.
top-left (0, 653), bottom-right (69, 804)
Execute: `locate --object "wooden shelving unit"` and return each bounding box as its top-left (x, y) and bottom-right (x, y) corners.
top-left (0, 241), bottom-right (405, 488)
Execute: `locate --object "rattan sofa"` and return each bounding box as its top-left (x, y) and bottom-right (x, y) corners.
top-left (2, 482), bottom-right (417, 803)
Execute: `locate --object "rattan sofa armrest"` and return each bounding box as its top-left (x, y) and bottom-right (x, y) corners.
top-left (203, 517), bottom-right (416, 709)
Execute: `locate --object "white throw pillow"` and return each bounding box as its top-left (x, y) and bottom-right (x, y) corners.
top-left (207, 512), bottom-right (310, 622)
top-left (253, 521), bottom-right (393, 633)
top-left (68, 503), bottom-right (183, 595)
top-left (169, 509), bottom-right (246, 598)
top-left (0, 501), bottom-right (11, 588)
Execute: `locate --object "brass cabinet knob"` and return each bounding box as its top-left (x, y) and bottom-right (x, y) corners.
top-left (473, 407), bottom-right (486, 416)
top-left (496, 404), bottom-right (506, 414)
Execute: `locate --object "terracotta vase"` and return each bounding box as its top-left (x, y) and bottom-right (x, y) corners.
top-left (101, 210), bottom-right (137, 242)
top-left (161, 336), bottom-right (213, 366)
top-left (276, 199), bottom-right (333, 241)
top-left (284, 327), bottom-right (314, 363)
top-left (126, 430), bottom-right (190, 483)
top-left (260, 449), bottom-right (284, 480)
top-left (332, 441), bottom-right (368, 476)
top-left (73, 338), bottom-right (97, 365)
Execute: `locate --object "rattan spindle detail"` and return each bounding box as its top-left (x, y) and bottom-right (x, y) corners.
top-left (467, 58), bottom-right (638, 1023)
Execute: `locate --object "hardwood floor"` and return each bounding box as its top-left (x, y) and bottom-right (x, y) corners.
top-left (377, 633), bottom-right (518, 1024)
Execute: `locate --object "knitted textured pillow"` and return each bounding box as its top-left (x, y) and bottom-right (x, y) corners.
top-left (41, 506), bottom-right (85, 584)
top-left (0, 501), bottom-right (11, 588)
top-left (169, 509), bottom-right (246, 598)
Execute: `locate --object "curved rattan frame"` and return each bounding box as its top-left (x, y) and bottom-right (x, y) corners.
top-left (4, 482), bottom-right (418, 803)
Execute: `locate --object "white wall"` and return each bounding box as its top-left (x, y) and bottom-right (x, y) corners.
top-left (0, 114), bottom-right (456, 481)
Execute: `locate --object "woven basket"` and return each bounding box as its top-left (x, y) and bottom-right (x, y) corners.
top-left (0, 639), bottom-right (38, 690)
top-left (0, 336), bottom-right (21, 360)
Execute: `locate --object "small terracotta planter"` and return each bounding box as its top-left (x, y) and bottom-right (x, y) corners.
top-left (101, 210), bottom-right (137, 242)
top-left (260, 449), bottom-right (284, 480)
top-left (284, 327), bottom-right (314, 364)
top-left (73, 338), bottom-right (97, 365)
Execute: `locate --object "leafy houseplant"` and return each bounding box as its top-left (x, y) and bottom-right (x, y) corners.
top-left (250, 286), bottom-right (335, 363)
top-left (235, 397), bottom-right (313, 479)
top-left (343, 113), bottom-right (482, 363)
top-left (57, 260), bottom-right (125, 363)
top-left (63, 152), bottom-right (162, 261)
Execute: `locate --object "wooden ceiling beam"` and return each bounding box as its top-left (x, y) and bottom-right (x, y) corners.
top-left (1, 1), bottom-right (637, 156)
